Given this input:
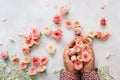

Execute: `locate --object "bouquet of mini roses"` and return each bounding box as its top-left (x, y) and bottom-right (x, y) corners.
top-left (66, 35), bottom-right (92, 70)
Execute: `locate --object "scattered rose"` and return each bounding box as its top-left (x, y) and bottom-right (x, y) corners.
top-left (33, 38), bottom-right (40, 45)
top-left (22, 46), bottom-right (30, 54)
top-left (0, 52), bottom-right (8, 60)
top-left (47, 44), bottom-right (56, 54)
top-left (32, 57), bottom-right (40, 65)
top-left (31, 28), bottom-right (40, 39)
top-left (88, 30), bottom-right (96, 38)
top-left (37, 65), bottom-right (46, 72)
top-left (19, 61), bottom-right (27, 69)
top-left (28, 66), bottom-right (37, 75)
top-left (40, 56), bottom-right (48, 66)
top-left (53, 15), bottom-right (61, 24)
top-left (74, 21), bottom-right (80, 27)
top-left (24, 39), bottom-right (33, 47)
top-left (44, 26), bottom-right (52, 36)
top-left (65, 20), bottom-right (72, 28)
top-left (96, 32), bottom-right (102, 39)
top-left (23, 56), bottom-right (31, 63)
top-left (60, 5), bottom-right (69, 15)
top-left (101, 31), bottom-right (111, 40)
top-left (74, 28), bottom-right (81, 35)
top-left (24, 34), bottom-right (32, 41)
top-left (11, 56), bottom-right (19, 64)
top-left (100, 18), bottom-right (107, 26)
top-left (51, 29), bottom-right (63, 40)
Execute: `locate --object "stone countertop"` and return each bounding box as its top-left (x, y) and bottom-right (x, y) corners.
top-left (0, 0), bottom-right (120, 80)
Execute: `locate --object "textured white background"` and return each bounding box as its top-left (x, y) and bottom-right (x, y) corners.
top-left (0, 0), bottom-right (120, 80)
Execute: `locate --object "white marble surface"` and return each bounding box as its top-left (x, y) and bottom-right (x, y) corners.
top-left (0, 0), bottom-right (120, 80)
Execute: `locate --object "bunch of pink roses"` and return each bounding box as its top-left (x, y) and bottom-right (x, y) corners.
top-left (22, 27), bottom-right (41, 54)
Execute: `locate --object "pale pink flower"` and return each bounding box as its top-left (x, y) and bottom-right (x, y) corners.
top-left (44, 26), bottom-right (52, 36)
top-left (24, 39), bottom-right (33, 47)
top-left (96, 32), bottom-right (102, 38)
top-left (31, 28), bottom-right (40, 39)
top-left (101, 31), bottom-right (111, 40)
top-left (0, 52), bottom-right (8, 60)
top-left (51, 29), bottom-right (63, 40)
top-left (75, 38), bottom-right (84, 47)
top-left (37, 65), bottom-right (46, 72)
top-left (32, 57), bottom-right (40, 65)
top-left (74, 61), bottom-right (83, 70)
top-left (22, 46), bottom-right (30, 54)
top-left (74, 45), bottom-right (81, 52)
top-left (19, 61), bottom-right (27, 69)
top-left (74, 28), bottom-right (81, 35)
top-left (23, 56), bottom-right (31, 63)
top-left (60, 5), bottom-right (69, 15)
top-left (53, 15), bottom-right (61, 24)
top-left (40, 56), bottom-right (48, 66)
top-left (24, 34), bottom-right (32, 41)
top-left (74, 21), bottom-right (80, 27)
top-left (81, 51), bottom-right (91, 62)
top-left (66, 48), bottom-right (76, 56)
top-left (81, 44), bottom-right (89, 52)
top-left (88, 30), bottom-right (96, 38)
top-left (65, 20), bottom-right (72, 28)
top-left (47, 44), bottom-right (56, 54)
top-left (33, 38), bottom-right (40, 45)
top-left (28, 66), bottom-right (37, 75)
top-left (11, 56), bottom-right (19, 64)
top-left (71, 55), bottom-right (77, 62)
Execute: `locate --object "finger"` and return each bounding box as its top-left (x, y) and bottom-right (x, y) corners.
top-left (63, 53), bottom-right (71, 63)
top-left (67, 39), bottom-right (76, 49)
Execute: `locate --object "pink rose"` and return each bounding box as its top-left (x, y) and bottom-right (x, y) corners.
top-left (71, 55), bottom-right (77, 62)
top-left (51, 29), bottom-right (63, 40)
top-left (74, 21), bottom-right (80, 27)
top-left (74, 61), bottom-right (83, 70)
top-left (101, 31), bottom-right (111, 40)
top-left (31, 28), bottom-right (40, 39)
top-left (24, 34), bottom-right (32, 41)
top-left (74, 28), bottom-right (81, 35)
top-left (0, 52), bottom-right (8, 60)
top-left (75, 38), bottom-right (83, 47)
top-left (28, 66), bottom-right (37, 75)
top-left (37, 65), bottom-right (46, 72)
top-left (96, 32), bottom-right (102, 38)
top-left (47, 44), bottom-right (56, 54)
top-left (11, 56), bottom-right (19, 64)
top-left (81, 51), bottom-right (91, 62)
top-left (32, 57), bottom-right (40, 65)
top-left (24, 39), bottom-right (33, 47)
top-left (33, 38), bottom-right (40, 45)
top-left (65, 20), bottom-right (72, 28)
top-left (74, 45), bottom-right (81, 52)
top-left (44, 26), bottom-right (52, 36)
top-left (40, 56), bottom-right (48, 66)
top-left (23, 56), bottom-right (31, 63)
top-left (22, 46), bottom-right (30, 54)
top-left (66, 48), bottom-right (76, 56)
top-left (60, 5), bottom-right (69, 15)
top-left (19, 61), bottom-right (27, 69)
top-left (53, 15), bottom-right (61, 24)
top-left (88, 30), bottom-right (96, 38)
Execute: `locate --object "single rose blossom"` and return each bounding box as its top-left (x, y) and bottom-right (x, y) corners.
top-left (81, 44), bottom-right (89, 52)
top-left (47, 44), bottom-right (56, 54)
top-left (19, 61), bottom-right (27, 69)
top-left (11, 56), bottom-right (19, 64)
top-left (101, 31), bottom-right (111, 40)
top-left (96, 32), bottom-right (102, 38)
top-left (74, 61), bottom-right (83, 70)
top-left (28, 66), bottom-right (37, 75)
top-left (31, 28), bottom-right (40, 39)
top-left (37, 65), bottom-right (46, 72)
top-left (0, 52), bottom-right (8, 60)
top-left (51, 29), bottom-right (63, 40)
top-left (32, 57), bottom-right (40, 65)
top-left (74, 28), bottom-right (81, 35)
top-left (77, 55), bottom-right (82, 61)
top-left (100, 17), bottom-right (107, 25)
top-left (24, 39), bottom-right (33, 47)
top-left (75, 38), bottom-right (84, 47)
top-left (66, 48), bottom-right (76, 56)
top-left (33, 38), bottom-right (40, 45)
top-left (44, 26), bottom-right (52, 36)
top-left (24, 34), bottom-right (32, 41)
top-left (88, 30), bottom-right (96, 38)
top-left (22, 46), bottom-right (30, 54)
top-left (53, 15), bottom-right (61, 24)
top-left (23, 56), bottom-right (31, 63)
top-left (40, 56), bottom-right (48, 66)
top-left (71, 55), bottom-right (77, 62)
top-left (81, 51), bottom-right (91, 62)
top-left (60, 5), bottom-right (69, 15)
top-left (74, 21), bottom-right (80, 27)
top-left (74, 45), bottom-right (81, 52)
top-left (65, 20), bottom-right (72, 28)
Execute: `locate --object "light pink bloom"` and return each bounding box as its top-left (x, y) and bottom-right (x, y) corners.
top-left (71, 55), bottom-right (77, 62)
top-left (81, 44), bottom-right (89, 52)
top-left (66, 48), bottom-right (76, 56)
top-left (74, 21), bottom-right (80, 27)
top-left (60, 5), bottom-right (69, 15)
top-left (44, 26), bottom-right (52, 36)
top-left (75, 38), bottom-right (84, 47)
top-left (40, 56), bottom-right (48, 66)
top-left (101, 31), bottom-right (111, 40)
top-left (81, 51), bottom-right (91, 62)
top-left (0, 52), bottom-right (8, 60)
top-left (24, 39), bottom-right (33, 47)
top-left (74, 45), bottom-right (81, 52)
top-left (47, 44), bottom-right (56, 54)
top-left (19, 61), bottom-right (27, 69)
top-left (24, 34), bottom-right (32, 41)
top-left (88, 30), bottom-right (96, 38)
top-left (51, 29), bottom-right (63, 40)
top-left (74, 28), bottom-right (81, 35)
top-left (53, 15), bottom-right (61, 24)
top-left (22, 46), bottom-right (30, 54)
top-left (28, 66), bottom-right (37, 75)
top-left (11, 56), bottom-right (19, 64)
top-left (65, 20), bottom-right (72, 28)
top-left (32, 57), bottom-right (40, 65)
top-left (74, 61), bottom-right (83, 70)
top-left (31, 28), bottom-right (40, 39)
top-left (33, 38), bottom-right (40, 45)
top-left (23, 56), bottom-right (31, 63)
top-left (37, 65), bottom-right (46, 72)
top-left (96, 32), bottom-right (102, 38)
